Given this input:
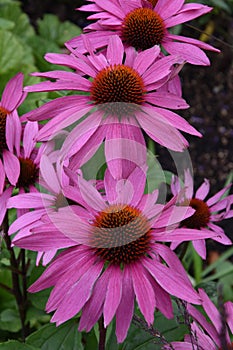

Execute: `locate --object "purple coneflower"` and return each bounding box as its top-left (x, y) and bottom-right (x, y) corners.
top-left (23, 36), bottom-right (201, 178)
top-left (170, 170), bottom-right (232, 259)
top-left (0, 73), bottom-right (27, 193)
top-left (14, 165), bottom-right (221, 343)
top-left (67, 0), bottom-right (219, 65)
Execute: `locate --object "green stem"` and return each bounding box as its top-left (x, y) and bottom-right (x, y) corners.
top-left (179, 241), bottom-right (189, 261)
top-left (192, 245), bottom-right (202, 285)
top-left (2, 212), bottom-right (30, 341)
top-left (98, 316), bottom-right (107, 350)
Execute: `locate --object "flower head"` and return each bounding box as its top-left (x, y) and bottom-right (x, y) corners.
top-left (23, 36), bottom-right (201, 178)
top-left (14, 165), bottom-right (207, 343)
top-left (0, 73), bottom-right (27, 193)
top-left (170, 170), bottom-right (233, 258)
top-left (68, 0), bottom-right (219, 65)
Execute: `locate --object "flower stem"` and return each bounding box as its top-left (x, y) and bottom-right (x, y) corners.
top-left (98, 316), bottom-right (107, 350)
top-left (2, 212), bottom-right (30, 341)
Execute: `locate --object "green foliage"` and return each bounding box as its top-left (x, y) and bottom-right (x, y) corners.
top-left (0, 0), bottom-right (81, 111)
top-left (0, 341), bottom-right (39, 350)
top-left (26, 320), bottom-right (84, 350)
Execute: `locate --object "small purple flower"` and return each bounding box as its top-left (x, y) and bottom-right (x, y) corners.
top-left (171, 170), bottom-right (233, 259)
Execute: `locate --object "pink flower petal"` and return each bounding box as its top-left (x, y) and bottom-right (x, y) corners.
top-left (8, 209), bottom-right (47, 235)
top-left (0, 187), bottom-right (13, 225)
top-left (1, 72), bottom-right (24, 111)
top-left (192, 239), bottom-right (206, 259)
top-left (133, 45), bottom-right (160, 75)
top-left (45, 53), bottom-right (97, 77)
top-left (106, 35), bottom-right (124, 65)
top-left (115, 266), bottom-right (134, 343)
top-left (187, 303), bottom-right (220, 347)
top-left (7, 192), bottom-right (53, 209)
top-left (199, 288), bottom-right (224, 334)
top-left (163, 41), bottom-right (210, 66)
top-left (51, 261), bottom-right (103, 325)
top-left (3, 150), bottom-right (20, 186)
top-left (40, 155), bottom-right (60, 194)
top-left (23, 121), bottom-right (38, 158)
top-left (206, 184), bottom-right (231, 207)
top-left (47, 207), bottom-right (92, 245)
top-left (103, 265), bottom-right (122, 326)
top-left (0, 159), bottom-right (5, 194)
top-left (79, 267), bottom-right (112, 332)
top-left (78, 176), bottom-right (106, 211)
top-left (131, 262), bottom-right (155, 325)
top-left (146, 91), bottom-right (189, 109)
top-left (144, 259), bottom-right (200, 304)
top-left (195, 179), bottom-right (210, 200)
top-left (136, 109), bottom-right (188, 152)
top-left (164, 3), bottom-right (212, 27)
top-left (156, 0), bottom-right (184, 21)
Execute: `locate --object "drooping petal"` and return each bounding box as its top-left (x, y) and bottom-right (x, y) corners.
top-left (40, 155), bottom-right (61, 194)
top-left (51, 261), bottom-right (103, 325)
top-left (115, 266), bottom-right (135, 343)
top-left (103, 265), bottom-right (122, 327)
top-left (163, 41), bottom-right (210, 66)
top-left (192, 239), bottom-right (206, 259)
top-left (144, 258), bottom-right (200, 304)
top-left (0, 187), bottom-right (13, 225)
top-left (3, 150), bottom-right (20, 186)
top-left (131, 262), bottom-right (155, 325)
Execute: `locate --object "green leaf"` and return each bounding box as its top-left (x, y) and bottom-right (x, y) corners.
top-left (0, 1), bottom-right (34, 38)
top-left (0, 18), bottom-right (14, 30)
top-left (57, 20), bottom-right (82, 46)
top-left (37, 14), bottom-right (82, 47)
top-left (146, 152), bottom-right (171, 192)
top-left (26, 35), bottom-right (61, 71)
top-left (26, 320), bottom-right (84, 350)
top-left (0, 340), bottom-right (39, 350)
top-left (27, 265), bottom-right (51, 311)
top-left (0, 308), bottom-right (21, 332)
top-left (0, 30), bottom-right (24, 74)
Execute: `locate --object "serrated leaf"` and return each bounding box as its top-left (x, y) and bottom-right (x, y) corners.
top-left (57, 21), bottom-right (82, 46)
top-left (0, 30), bottom-right (24, 74)
top-left (0, 1), bottom-right (34, 38)
top-left (0, 341), bottom-right (39, 350)
top-left (26, 320), bottom-right (84, 350)
top-left (37, 14), bottom-right (82, 47)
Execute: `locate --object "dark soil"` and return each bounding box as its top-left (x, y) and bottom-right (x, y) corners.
top-left (21, 1), bottom-right (233, 244)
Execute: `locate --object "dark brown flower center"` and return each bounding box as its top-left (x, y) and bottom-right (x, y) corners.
top-left (122, 7), bottom-right (165, 50)
top-left (17, 157), bottom-right (38, 188)
top-left (91, 204), bottom-right (151, 265)
top-left (182, 198), bottom-right (211, 229)
top-left (0, 106), bottom-right (9, 153)
top-left (91, 64), bottom-right (145, 116)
